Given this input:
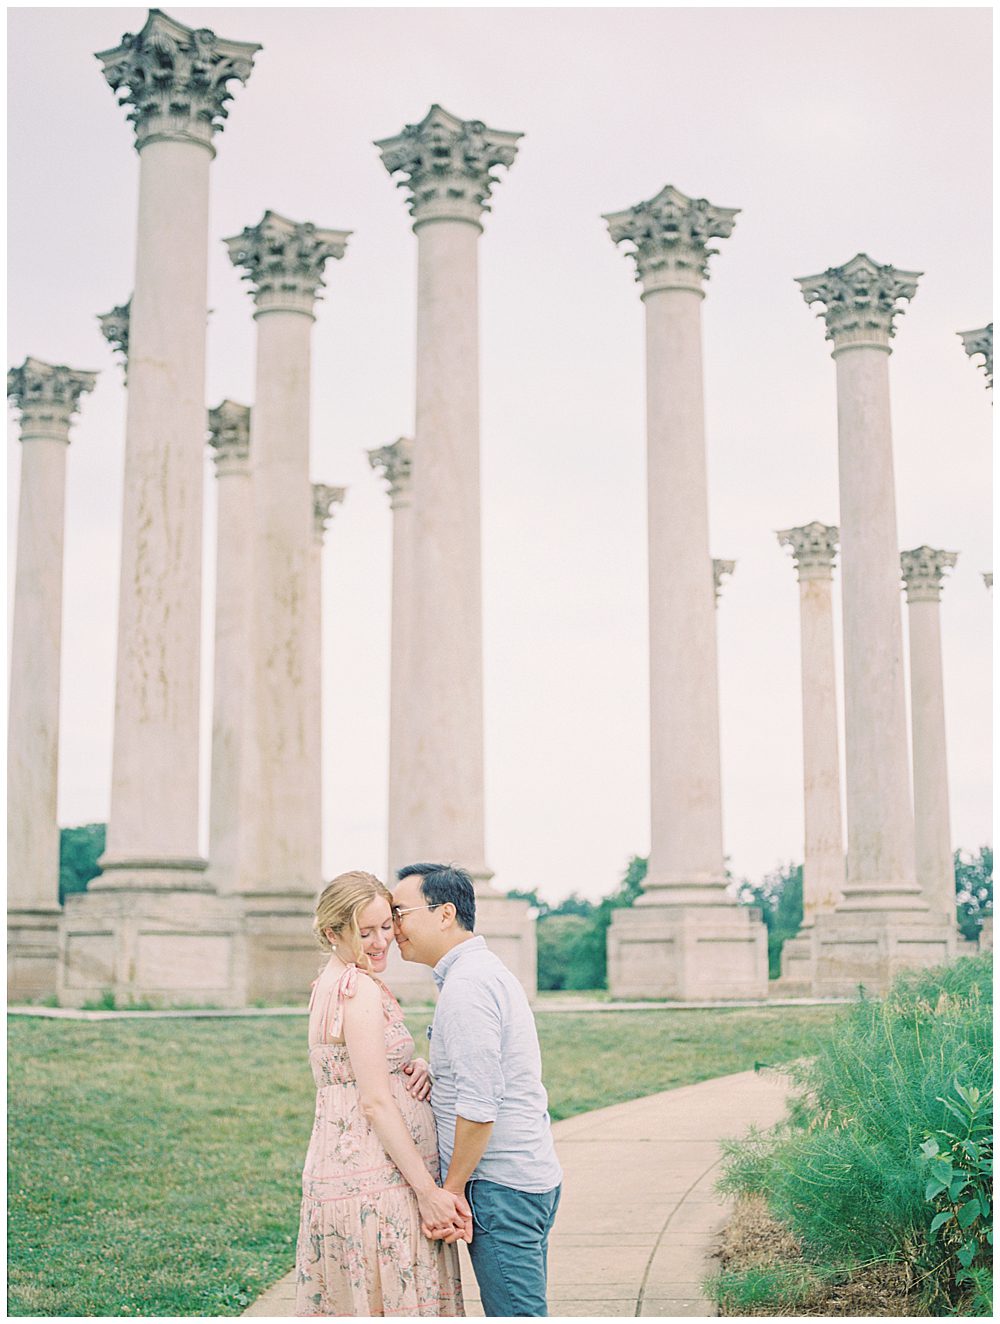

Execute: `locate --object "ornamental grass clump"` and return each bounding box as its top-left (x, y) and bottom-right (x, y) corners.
top-left (715, 954), bottom-right (992, 1316)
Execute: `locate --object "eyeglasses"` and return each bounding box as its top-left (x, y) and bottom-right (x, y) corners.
top-left (391, 903), bottom-right (441, 925)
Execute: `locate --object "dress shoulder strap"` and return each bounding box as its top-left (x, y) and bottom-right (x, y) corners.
top-left (308, 963), bottom-right (361, 1042)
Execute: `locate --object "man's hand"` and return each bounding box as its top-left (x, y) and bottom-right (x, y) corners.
top-left (402, 1056), bottom-right (432, 1102)
top-left (416, 1186), bottom-right (472, 1244)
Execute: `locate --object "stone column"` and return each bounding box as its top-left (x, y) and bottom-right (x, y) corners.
top-left (377, 106), bottom-right (536, 997)
top-left (777, 524), bottom-right (845, 924)
top-left (7, 358), bottom-right (96, 999)
top-left (368, 438), bottom-right (434, 1001)
top-left (796, 253), bottom-right (953, 991)
top-left (224, 211), bottom-right (349, 1003)
top-left (93, 10), bottom-right (257, 891)
top-left (367, 438), bottom-right (416, 881)
top-left (308, 482), bottom-right (347, 892)
top-left (60, 11), bottom-right (258, 1008)
top-left (901, 546), bottom-right (959, 926)
top-left (712, 559), bottom-right (735, 604)
top-left (602, 184), bottom-right (766, 999)
top-left (957, 324), bottom-right (992, 390)
top-left (772, 524), bottom-right (845, 994)
top-left (206, 401), bottom-right (252, 894)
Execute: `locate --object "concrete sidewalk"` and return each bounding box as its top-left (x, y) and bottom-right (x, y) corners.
top-left (245, 1067), bottom-right (792, 1318)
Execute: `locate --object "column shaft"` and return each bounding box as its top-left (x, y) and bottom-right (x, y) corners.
top-left (208, 454), bottom-right (252, 891)
top-left (798, 575), bottom-right (844, 920)
top-left (835, 347), bottom-right (920, 904)
top-left (248, 310), bottom-right (315, 891)
top-left (388, 496), bottom-right (417, 879)
top-left (8, 436), bottom-right (68, 911)
top-left (411, 219), bottom-right (488, 873)
top-left (908, 598), bottom-right (955, 922)
top-left (103, 139), bottom-right (211, 874)
top-left (644, 287), bottom-right (725, 897)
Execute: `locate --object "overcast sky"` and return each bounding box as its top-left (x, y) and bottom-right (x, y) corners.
top-left (7, 5), bottom-right (993, 904)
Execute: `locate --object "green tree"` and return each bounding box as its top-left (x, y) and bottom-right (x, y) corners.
top-left (58, 823), bottom-right (105, 905)
top-left (954, 846), bottom-right (993, 941)
top-left (509, 859), bottom-right (647, 991)
top-left (736, 862), bottom-right (803, 979)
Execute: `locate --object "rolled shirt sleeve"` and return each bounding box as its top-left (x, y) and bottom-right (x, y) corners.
top-left (444, 980), bottom-right (505, 1123)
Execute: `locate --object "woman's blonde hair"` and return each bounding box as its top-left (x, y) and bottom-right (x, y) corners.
top-left (313, 870), bottom-right (393, 972)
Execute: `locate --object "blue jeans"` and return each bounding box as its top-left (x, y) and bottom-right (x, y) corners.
top-left (465, 1178), bottom-right (562, 1317)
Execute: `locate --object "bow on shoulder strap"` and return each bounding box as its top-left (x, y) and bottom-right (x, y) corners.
top-left (309, 963), bottom-right (361, 1042)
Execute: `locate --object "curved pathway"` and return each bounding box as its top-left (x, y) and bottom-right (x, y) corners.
top-left (245, 1067), bottom-right (791, 1318)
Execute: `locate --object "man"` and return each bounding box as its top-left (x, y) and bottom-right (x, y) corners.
top-left (392, 862), bottom-right (563, 1318)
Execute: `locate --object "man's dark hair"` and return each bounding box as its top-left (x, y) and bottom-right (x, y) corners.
top-left (396, 862), bottom-right (476, 933)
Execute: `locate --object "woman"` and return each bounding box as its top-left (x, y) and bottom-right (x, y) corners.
top-left (295, 871), bottom-right (466, 1317)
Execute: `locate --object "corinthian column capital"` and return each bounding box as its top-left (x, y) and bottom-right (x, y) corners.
top-left (796, 252), bottom-right (921, 355)
top-left (375, 104), bottom-right (522, 230)
top-left (225, 210), bottom-right (350, 316)
top-left (368, 436), bottom-right (414, 509)
top-left (98, 299), bottom-right (131, 379)
top-left (604, 184), bottom-right (739, 297)
top-left (313, 484), bottom-right (347, 542)
top-left (957, 324), bottom-right (992, 390)
top-left (7, 357), bottom-right (97, 440)
top-left (95, 8), bottom-right (260, 155)
top-left (777, 522), bottom-right (840, 582)
top-left (900, 546), bottom-right (958, 603)
top-left (207, 399), bottom-right (251, 472)
top-left (712, 559), bottom-right (736, 603)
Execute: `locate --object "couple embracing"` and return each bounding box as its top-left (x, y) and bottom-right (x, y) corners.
top-left (295, 863), bottom-right (562, 1318)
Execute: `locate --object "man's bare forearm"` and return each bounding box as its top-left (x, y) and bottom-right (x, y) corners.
top-left (443, 1116), bottom-right (495, 1194)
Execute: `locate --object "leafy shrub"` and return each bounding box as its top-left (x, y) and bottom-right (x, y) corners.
top-left (717, 954), bottom-right (993, 1315)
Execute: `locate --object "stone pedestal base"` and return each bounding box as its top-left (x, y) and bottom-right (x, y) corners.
top-left (772, 929), bottom-right (818, 997)
top-left (58, 887), bottom-right (244, 1008)
top-left (607, 905), bottom-right (768, 1000)
top-left (477, 893), bottom-right (538, 1000)
top-left (234, 892), bottom-right (325, 1005)
top-left (8, 908), bottom-right (61, 1001)
top-left (811, 910), bottom-right (958, 997)
top-left (383, 946), bottom-right (437, 1006)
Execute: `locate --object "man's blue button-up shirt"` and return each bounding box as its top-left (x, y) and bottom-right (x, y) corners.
top-left (429, 935), bottom-right (563, 1193)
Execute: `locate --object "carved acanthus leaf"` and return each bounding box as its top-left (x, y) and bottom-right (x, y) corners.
top-left (367, 436), bottom-right (414, 508)
top-left (375, 104), bottom-right (521, 227)
top-left (777, 522), bottom-right (840, 580)
top-left (900, 546), bottom-right (958, 603)
top-left (957, 323), bottom-right (992, 390)
top-left (225, 210), bottom-right (350, 315)
top-left (796, 253), bottom-right (921, 352)
top-left (95, 8), bottom-right (260, 150)
top-left (604, 184), bottom-right (739, 294)
top-left (7, 356), bottom-right (97, 437)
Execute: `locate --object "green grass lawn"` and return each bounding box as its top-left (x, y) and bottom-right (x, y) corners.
top-left (8, 1004), bottom-right (839, 1316)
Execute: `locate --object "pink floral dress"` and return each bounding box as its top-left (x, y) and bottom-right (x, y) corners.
top-left (294, 964), bottom-right (464, 1317)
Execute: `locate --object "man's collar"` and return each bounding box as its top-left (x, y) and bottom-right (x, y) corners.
top-left (432, 934), bottom-right (486, 989)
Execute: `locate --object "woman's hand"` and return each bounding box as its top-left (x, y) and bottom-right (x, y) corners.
top-left (403, 1056), bottom-right (432, 1102)
top-left (416, 1186), bottom-right (472, 1243)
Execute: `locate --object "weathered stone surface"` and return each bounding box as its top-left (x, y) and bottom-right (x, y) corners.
top-left (901, 548), bottom-right (959, 925)
top-left (777, 523), bottom-right (844, 928)
top-left (7, 358), bottom-right (96, 1000)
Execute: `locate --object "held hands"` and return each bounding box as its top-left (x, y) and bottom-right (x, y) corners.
top-left (417, 1185), bottom-right (473, 1244)
top-left (402, 1056), bottom-right (432, 1102)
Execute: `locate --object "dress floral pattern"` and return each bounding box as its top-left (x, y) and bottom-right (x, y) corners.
top-left (294, 964), bottom-right (464, 1317)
